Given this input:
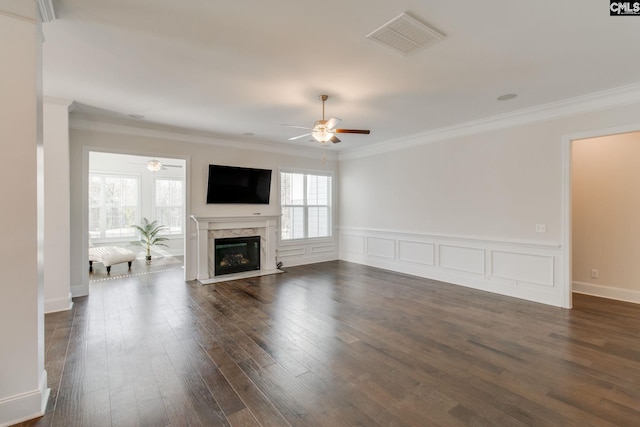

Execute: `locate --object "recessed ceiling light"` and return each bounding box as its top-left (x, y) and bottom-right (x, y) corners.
top-left (497, 93), bottom-right (517, 101)
top-left (128, 114), bottom-right (145, 119)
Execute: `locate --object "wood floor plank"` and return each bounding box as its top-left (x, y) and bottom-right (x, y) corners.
top-left (225, 407), bottom-right (260, 426)
top-left (198, 363), bottom-right (247, 416)
top-left (181, 371), bottom-right (230, 426)
top-left (204, 341), bottom-right (292, 427)
top-left (15, 261), bottom-right (640, 426)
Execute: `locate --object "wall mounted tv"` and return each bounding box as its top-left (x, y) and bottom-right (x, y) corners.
top-left (206, 164), bottom-right (272, 204)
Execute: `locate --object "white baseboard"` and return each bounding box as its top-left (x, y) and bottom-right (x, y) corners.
top-left (71, 283), bottom-right (88, 297)
top-left (0, 370), bottom-right (49, 427)
top-left (44, 293), bottom-right (73, 313)
top-left (573, 281), bottom-right (640, 305)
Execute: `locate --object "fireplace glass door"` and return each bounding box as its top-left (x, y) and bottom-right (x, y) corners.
top-left (214, 236), bottom-right (260, 276)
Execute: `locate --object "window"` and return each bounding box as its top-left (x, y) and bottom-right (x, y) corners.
top-left (154, 178), bottom-right (184, 234)
top-left (281, 171), bottom-right (332, 240)
top-left (89, 174), bottom-right (139, 239)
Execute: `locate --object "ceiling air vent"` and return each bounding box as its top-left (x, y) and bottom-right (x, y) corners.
top-left (366, 12), bottom-right (444, 56)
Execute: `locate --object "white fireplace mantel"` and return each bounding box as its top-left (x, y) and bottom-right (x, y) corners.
top-left (191, 215), bottom-right (281, 284)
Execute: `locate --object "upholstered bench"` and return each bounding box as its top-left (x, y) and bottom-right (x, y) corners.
top-left (88, 246), bottom-right (137, 274)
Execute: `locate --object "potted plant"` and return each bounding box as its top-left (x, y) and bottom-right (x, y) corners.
top-left (130, 218), bottom-right (169, 263)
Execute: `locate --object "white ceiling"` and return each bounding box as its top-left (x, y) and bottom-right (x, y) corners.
top-left (42, 1), bottom-right (640, 151)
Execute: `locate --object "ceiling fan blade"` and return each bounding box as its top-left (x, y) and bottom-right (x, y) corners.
top-left (288, 133), bottom-right (312, 141)
top-left (326, 117), bottom-right (341, 130)
top-left (330, 135), bottom-right (341, 143)
top-left (335, 129), bottom-right (371, 134)
top-left (128, 162), bottom-right (182, 168)
top-left (282, 124), bottom-right (313, 130)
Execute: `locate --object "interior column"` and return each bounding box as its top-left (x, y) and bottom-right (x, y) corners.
top-left (0, 1), bottom-right (48, 425)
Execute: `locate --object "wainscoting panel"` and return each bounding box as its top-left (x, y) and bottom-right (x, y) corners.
top-left (277, 239), bottom-right (338, 268)
top-left (439, 245), bottom-right (485, 275)
top-left (366, 237), bottom-right (396, 259)
top-left (311, 244), bottom-right (336, 254)
top-left (277, 247), bottom-right (306, 257)
top-left (339, 227), bottom-right (567, 307)
top-left (398, 240), bottom-right (435, 266)
top-left (492, 251), bottom-right (554, 287)
top-left (341, 234), bottom-right (365, 254)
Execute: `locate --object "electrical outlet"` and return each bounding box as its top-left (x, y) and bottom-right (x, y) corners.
top-left (535, 224), bottom-right (546, 233)
top-left (591, 269), bottom-right (599, 279)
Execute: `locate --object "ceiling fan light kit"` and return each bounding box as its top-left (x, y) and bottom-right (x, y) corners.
top-left (146, 159), bottom-right (163, 171)
top-left (286, 95), bottom-right (370, 145)
top-left (312, 130), bottom-right (334, 143)
top-left (312, 118), bottom-right (334, 143)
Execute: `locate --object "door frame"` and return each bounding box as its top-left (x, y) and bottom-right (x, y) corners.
top-left (561, 123), bottom-right (640, 308)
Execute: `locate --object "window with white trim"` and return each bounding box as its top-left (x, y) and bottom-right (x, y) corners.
top-left (154, 178), bottom-right (184, 234)
top-left (280, 171), bottom-right (332, 240)
top-left (89, 174), bottom-right (139, 239)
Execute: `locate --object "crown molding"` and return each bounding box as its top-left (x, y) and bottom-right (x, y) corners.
top-left (69, 117), bottom-right (338, 161)
top-left (340, 81), bottom-right (640, 160)
top-left (0, 1), bottom-right (38, 23)
top-left (43, 96), bottom-right (75, 111)
top-left (36, 0), bottom-right (55, 23)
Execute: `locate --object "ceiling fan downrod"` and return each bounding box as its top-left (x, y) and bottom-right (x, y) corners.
top-left (320, 94), bottom-right (328, 121)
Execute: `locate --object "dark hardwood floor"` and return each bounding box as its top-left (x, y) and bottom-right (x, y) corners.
top-left (14, 260), bottom-right (640, 426)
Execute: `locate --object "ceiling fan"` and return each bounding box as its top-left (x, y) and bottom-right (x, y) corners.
top-left (128, 159), bottom-right (183, 171)
top-left (285, 95), bottom-right (370, 144)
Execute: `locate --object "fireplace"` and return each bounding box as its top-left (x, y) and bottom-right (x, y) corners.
top-left (214, 236), bottom-right (260, 276)
top-left (191, 215), bottom-right (281, 284)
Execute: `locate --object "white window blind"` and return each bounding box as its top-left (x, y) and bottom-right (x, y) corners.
top-left (281, 171), bottom-right (332, 240)
top-left (154, 178), bottom-right (184, 234)
top-left (89, 174), bottom-right (139, 239)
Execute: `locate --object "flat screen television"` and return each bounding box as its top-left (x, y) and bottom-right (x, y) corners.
top-left (206, 164), bottom-right (272, 204)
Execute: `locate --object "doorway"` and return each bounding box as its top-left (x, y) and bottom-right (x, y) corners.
top-left (85, 151), bottom-right (187, 285)
top-left (564, 126), bottom-right (640, 307)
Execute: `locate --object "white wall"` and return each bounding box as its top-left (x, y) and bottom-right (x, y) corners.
top-left (43, 98), bottom-right (73, 314)
top-left (339, 100), bottom-right (640, 307)
top-left (69, 123), bottom-right (339, 296)
top-left (340, 127), bottom-right (560, 238)
top-left (0, 3), bottom-right (48, 425)
top-left (572, 131), bottom-right (640, 303)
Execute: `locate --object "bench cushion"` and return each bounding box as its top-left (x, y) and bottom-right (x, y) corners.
top-left (89, 246), bottom-right (137, 267)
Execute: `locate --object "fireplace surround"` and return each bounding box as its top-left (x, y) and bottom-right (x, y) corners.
top-left (191, 215), bottom-right (281, 284)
